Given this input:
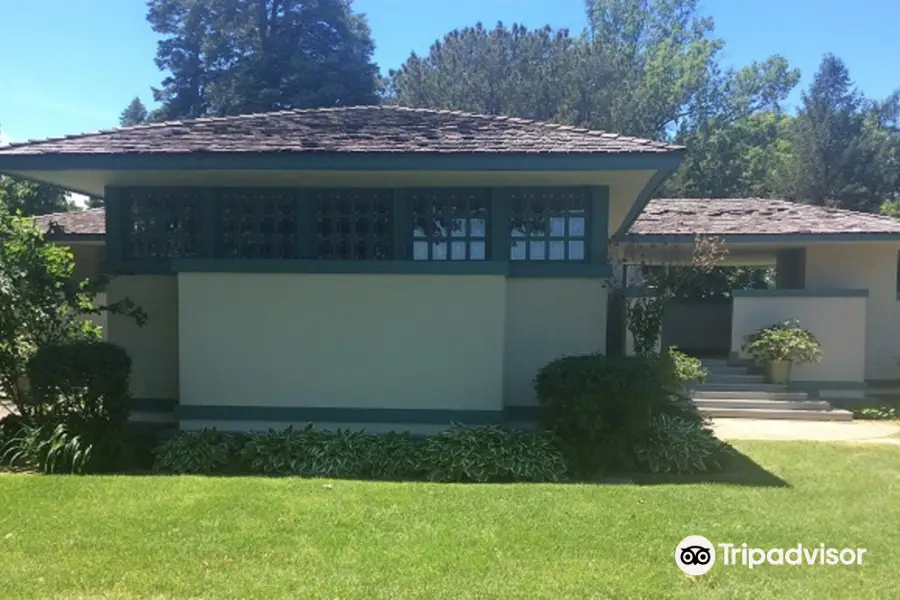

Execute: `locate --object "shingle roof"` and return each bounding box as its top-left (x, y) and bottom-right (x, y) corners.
top-left (34, 208), bottom-right (105, 236)
top-left (0, 106), bottom-right (681, 156)
top-left (628, 198), bottom-right (900, 237)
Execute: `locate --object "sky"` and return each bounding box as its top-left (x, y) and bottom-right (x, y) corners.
top-left (1, 0), bottom-right (898, 143)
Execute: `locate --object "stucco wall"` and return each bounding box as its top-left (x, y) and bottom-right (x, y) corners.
top-left (178, 273), bottom-right (508, 412)
top-left (503, 279), bottom-right (608, 407)
top-left (805, 243), bottom-right (900, 380)
top-left (731, 295), bottom-right (867, 383)
top-left (106, 275), bottom-right (179, 400)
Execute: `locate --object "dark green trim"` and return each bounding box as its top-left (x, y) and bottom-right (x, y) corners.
top-left (131, 397), bottom-right (178, 413)
top-left (508, 262), bottom-right (612, 278)
top-left (102, 260), bottom-right (174, 275)
top-left (0, 169), bottom-right (98, 199)
top-left (504, 405), bottom-right (538, 421)
top-left (732, 288), bottom-right (868, 298)
top-left (104, 187), bottom-right (123, 266)
top-left (489, 188), bottom-right (511, 261)
top-left (0, 152), bottom-right (685, 174)
top-left (588, 186), bottom-right (610, 264)
top-left (867, 379), bottom-right (900, 388)
top-left (172, 259), bottom-right (511, 275)
top-left (614, 165), bottom-right (680, 236)
top-left (392, 189), bottom-right (411, 260)
top-left (176, 405), bottom-right (506, 425)
top-left (625, 232), bottom-right (900, 244)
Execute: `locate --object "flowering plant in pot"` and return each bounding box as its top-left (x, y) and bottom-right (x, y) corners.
top-left (741, 320), bottom-right (823, 384)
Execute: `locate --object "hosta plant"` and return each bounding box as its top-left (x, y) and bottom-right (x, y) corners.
top-left (742, 319), bottom-right (823, 364)
top-left (2, 421), bottom-right (94, 474)
top-left (153, 429), bottom-right (241, 474)
top-left (419, 424), bottom-right (567, 483)
top-left (634, 414), bottom-right (730, 474)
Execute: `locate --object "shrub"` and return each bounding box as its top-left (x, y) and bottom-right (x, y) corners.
top-left (153, 429), bottom-right (242, 474)
top-left (419, 425), bottom-right (567, 483)
top-left (534, 353), bottom-right (701, 476)
top-left (634, 414), bottom-right (730, 474)
top-left (668, 346), bottom-right (708, 386)
top-left (742, 319), bottom-right (823, 364)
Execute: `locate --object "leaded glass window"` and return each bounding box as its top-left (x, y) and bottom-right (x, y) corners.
top-left (124, 188), bottom-right (202, 259)
top-left (509, 189), bottom-right (587, 261)
top-left (313, 189), bottom-right (393, 260)
top-left (217, 189), bottom-right (299, 259)
top-left (410, 189), bottom-right (488, 260)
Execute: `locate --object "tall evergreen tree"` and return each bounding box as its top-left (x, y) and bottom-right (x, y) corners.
top-left (119, 97), bottom-right (149, 127)
top-left (146, 0), bottom-right (379, 120)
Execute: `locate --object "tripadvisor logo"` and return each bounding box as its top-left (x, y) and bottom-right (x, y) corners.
top-left (675, 536), bottom-right (867, 576)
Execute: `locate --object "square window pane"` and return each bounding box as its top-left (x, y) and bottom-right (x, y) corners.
top-left (413, 224), bottom-right (427, 238)
top-left (470, 241), bottom-right (486, 260)
top-left (451, 241), bottom-right (468, 259)
top-left (549, 241), bottom-right (565, 260)
top-left (568, 240), bottom-right (585, 260)
top-left (549, 217), bottom-right (565, 237)
top-left (568, 216), bottom-right (585, 237)
top-left (470, 218), bottom-right (486, 238)
top-left (432, 241), bottom-right (448, 260)
top-left (510, 240), bottom-right (527, 260)
top-left (511, 226), bottom-right (526, 238)
top-left (451, 218), bottom-right (467, 237)
top-left (413, 241), bottom-right (429, 260)
top-left (529, 241), bottom-right (546, 260)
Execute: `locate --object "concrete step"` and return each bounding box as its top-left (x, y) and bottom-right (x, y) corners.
top-left (692, 390), bottom-right (809, 401)
top-left (693, 397), bottom-right (833, 411)
top-left (705, 366), bottom-right (753, 377)
top-left (694, 383), bottom-right (791, 393)
top-left (705, 374), bottom-right (765, 384)
top-left (699, 407), bottom-right (854, 421)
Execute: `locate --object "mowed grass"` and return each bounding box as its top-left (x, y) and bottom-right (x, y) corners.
top-left (1, 442), bottom-right (899, 599)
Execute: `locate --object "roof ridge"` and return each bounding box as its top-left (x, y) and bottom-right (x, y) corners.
top-left (4, 105), bottom-right (681, 151)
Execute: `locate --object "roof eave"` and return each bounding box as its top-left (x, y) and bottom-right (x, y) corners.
top-left (0, 149), bottom-right (685, 174)
top-left (619, 232), bottom-right (900, 244)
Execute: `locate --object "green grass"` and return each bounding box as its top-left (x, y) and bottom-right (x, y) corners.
top-left (1, 442), bottom-right (898, 599)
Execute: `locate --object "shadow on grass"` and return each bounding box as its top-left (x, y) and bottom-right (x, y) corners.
top-left (625, 446), bottom-right (789, 488)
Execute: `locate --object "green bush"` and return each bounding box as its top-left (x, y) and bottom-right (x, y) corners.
top-left (26, 341), bottom-right (132, 423)
top-left (668, 346), bottom-right (708, 385)
top-left (534, 352), bottom-right (701, 476)
top-left (634, 414), bottom-right (730, 474)
top-left (742, 319), bottom-right (823, 364)
top-left (419, 425), bottom-right (567, 483)
top-left (153, 429), bottom-right (242, 474)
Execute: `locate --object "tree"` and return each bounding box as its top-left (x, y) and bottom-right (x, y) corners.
top-left (0, 205), bottom-right (145, 416)
top-left (146, 0), bottom-right (379, 120)
top-left (119, 97), bottom-right (149, 127)
top-left (0, 175), bottom-right (73, 216)
top-left (786, 54), bottom-right (889, 211)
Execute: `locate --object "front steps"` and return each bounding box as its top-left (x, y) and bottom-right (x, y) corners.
top-left (691, 360), bottom-right (853, 421)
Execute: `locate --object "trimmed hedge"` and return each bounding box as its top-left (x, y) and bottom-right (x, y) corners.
top-left (534, 352), bottom-right (703, 476)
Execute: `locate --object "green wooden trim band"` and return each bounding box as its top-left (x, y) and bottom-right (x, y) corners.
top-left (507, 262), bottom-right (612, 278)
top-left (172, 259), bottom-right (511, 275)
top-left (732, 288), bottom-right (868, 298)
top-left (589, 186), bottom-right (610, 263)
top-left (104, 187), bottom-right (123, 265)
top-left (176, 405), bottom-right (507, 425)
top-left (504, 405), bottom-right (538, 421)
top-left (624, 233), bottom-right (900, 243)
top-left (0, 152), bottom-right (685, 174)
top-left (131, 398), bottom-right (178, 413)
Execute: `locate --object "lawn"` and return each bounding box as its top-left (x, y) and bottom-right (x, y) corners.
top-left (1, 441), bottom-right (898, 599)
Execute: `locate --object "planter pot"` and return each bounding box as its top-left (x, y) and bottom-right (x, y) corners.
top-left (764, 360), bottom-right (792, 384)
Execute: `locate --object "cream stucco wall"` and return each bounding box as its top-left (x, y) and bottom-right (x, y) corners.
top-left (106, 275), bottom-right (179, 399)
top-left (731, 295), bottom-right (867, 383)
top-left (804, 242), bottom-right (900, 380)
top-left (178, 273), bottom-right (508, 412)
top-left (503, 279), bottom-right (608, 407)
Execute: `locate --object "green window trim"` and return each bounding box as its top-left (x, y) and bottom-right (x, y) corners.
top-left (105, 184), bottom-right (611, 278)
top-left (509, 187), bottom-right (589, 261)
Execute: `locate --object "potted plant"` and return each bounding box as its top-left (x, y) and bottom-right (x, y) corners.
top-left (741, 320), bottom-right (823, 384)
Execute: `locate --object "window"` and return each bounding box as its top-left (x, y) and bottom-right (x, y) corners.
top-left (312, 189), bottom-right (393, 260)
top-left (410, 189), bottom-right (488, 260)
top-left (125, 188), bottom-right (202, 259)
top-left (509, 189), bottom-right (587, 261)
top-left (217, 189), bottom-right (299, 259)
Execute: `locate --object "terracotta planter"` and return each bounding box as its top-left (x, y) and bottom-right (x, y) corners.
top-left (764, 360), bottom-right (792, 384)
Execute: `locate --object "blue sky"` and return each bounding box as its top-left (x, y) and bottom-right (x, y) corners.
top-left (1, 0), bottom-right (898, 143)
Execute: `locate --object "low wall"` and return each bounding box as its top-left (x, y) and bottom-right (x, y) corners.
top-left (731, 290), bottom-right (867, 383)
